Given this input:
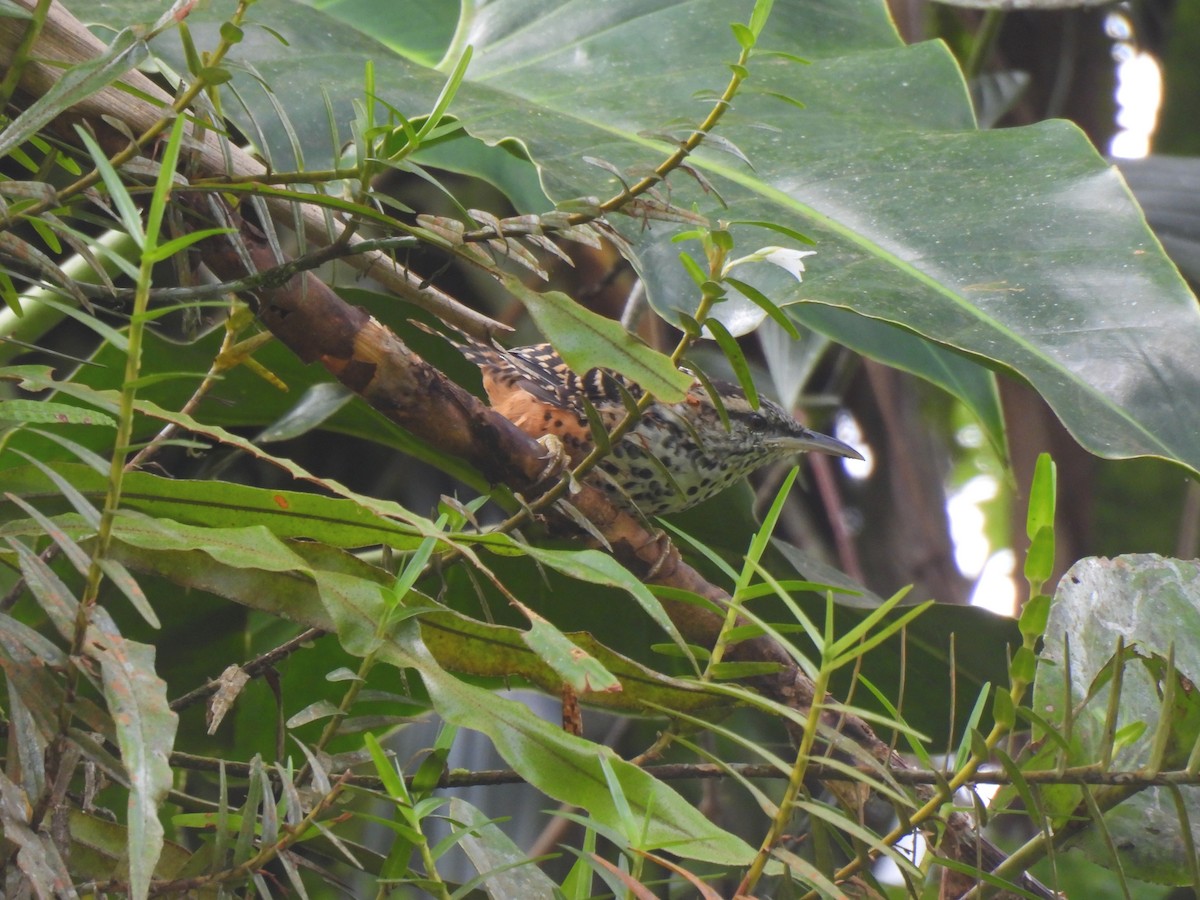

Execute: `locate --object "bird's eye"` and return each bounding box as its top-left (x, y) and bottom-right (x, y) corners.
top-left (746, 413), bottom-right (768, 431)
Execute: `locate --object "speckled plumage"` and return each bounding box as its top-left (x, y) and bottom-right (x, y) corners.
top-left (459, 339), bottom-right (863, 515)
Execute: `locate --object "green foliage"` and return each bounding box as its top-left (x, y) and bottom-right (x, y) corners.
top-left (2, 1), bottom-right (1199, 898)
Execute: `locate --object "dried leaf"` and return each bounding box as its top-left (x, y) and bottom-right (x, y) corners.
top-left (206, 665), bottom-right (251, 735)
top-left (84, 610), bottom-right (178, 900)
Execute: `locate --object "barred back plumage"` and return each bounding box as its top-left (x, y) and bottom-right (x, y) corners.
top-left (454, 337), bottom-right (862, 515)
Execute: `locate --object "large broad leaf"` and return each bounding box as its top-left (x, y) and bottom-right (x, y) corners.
top-left (456, 2), bottom-right (1200, 476)
top-left (70, 0), bottom-right (1200, 475)
top-left (1030, 554), bottom-right (1200, 885)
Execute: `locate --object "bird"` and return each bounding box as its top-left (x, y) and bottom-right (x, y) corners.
top-left (441, 332), bottom-right (864, 516)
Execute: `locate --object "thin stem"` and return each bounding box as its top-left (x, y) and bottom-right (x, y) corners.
top-left (739, 662), bottom-right (834, 894)
top-left (58, 244), bottom-right (155, 734)
top-left (126, 302), bottom-right (269, 470)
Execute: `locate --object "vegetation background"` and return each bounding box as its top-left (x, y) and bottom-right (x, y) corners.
top-left (1, 0), bottom-right (1199, 897)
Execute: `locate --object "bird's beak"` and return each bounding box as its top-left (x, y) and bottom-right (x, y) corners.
top-left (773, 429), bottom-right (865, 461)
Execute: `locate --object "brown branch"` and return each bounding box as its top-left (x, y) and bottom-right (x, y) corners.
top-left (168, 750), bottom-right (1200, 791)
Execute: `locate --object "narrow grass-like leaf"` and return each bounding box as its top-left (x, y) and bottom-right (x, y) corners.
top-left (643, 703), bottom-right (789, 776)
top-left (75, 128), bottom-right (143, 246)
top-left (735, 467), bottom-right (798, 595)
top-left (1081, 787), bottom-right (1133, 898)
top-left (677, 251), bottom-right (708, 287)
top-left (590, 855), bottom-right (657, 900)
top-left (828, 599), bottom-right (931, 670)
top-left (703, 316), bottom-right (758, 407)
top-left (0, 232), bottom-right (90, 307)
top-left (1026, 452), bottom-right (1057, 540)
top-left (993, 746), bottom-right (1047, 843)
top-left (5, 492), bottom-right (92, 572)
top-left (421, 45), bottom-right (472, 141)
top-left (952, 684), bottom-right (992, 772)
top-left (826, 585), bottom-right (916, 659)
top-left (728, 219), bottom-right (815, 246)
top-left (145, 227), bottom-right (234, 264)
top-left (449, 798), bottom-right (560, 900)
top-left (364, 729), bottom-right (409, 802)
top-left (0, 463), bottom-right (428, 549)
top-left (387, 531), bottom-right (441, 614)
top-left (723, 276), bottom-right (800, 339)
top-left (931, 853), bottom-right (1039, 898)
top-left (387, 627), bottom-right (754, 864)
top-left (855, 673), bottom-right (936, 769)
top-left (771, 846), bottom-right (847, 899)
top-left (1168, 785), bottom-right (1200, 890)
top-left (144, 115), bottom-right (186, 251)
top-left (7, 537), bottom-right (78, 639)
top-left (85, 610), bottom-right (177, 900)
top-left (794, 798), bottom-right (924, 880)
top-left (748, 0), bottom-right (774, 37)
top-left (560, 824), bottom-right (600, 900)
top-left (94, 557), bottom-right (159, 628)
top-left (597, 753), bottom-right (638, 843)
top-left (657, 521), bottom-right (740, 583)
top-left (233, 756), bottom-right (264, 865)
top-left (10, 449), bottom-right (102, 528)
top-left (26, 294), bottom-right (129, 351)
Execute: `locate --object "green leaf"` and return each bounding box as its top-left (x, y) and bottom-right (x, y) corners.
top-left (144, 115), bottom-right (186, 252)
top-left (497, 276), bottom-right (692, 402)
top-left (414, 44), bottom-right (472, 144)
top-left (95, 0), bottom-right (1199, 472)
top-left (1009, 645), bottom-right (1037, 684)
top-left (389, 625), bottom-right (755, 865)
top-left (80, 514), bottom-right (722, 718)
top-left (1026, 452), bottom-right (1058, 540)
top-left (1024, 525), bottom-right (1055, 591)
top-left (708, 661), bottom-right (784, 679)
top-left (1034, 554), bottom-right (1200, 882)
top-left (449, 797), bottom-right (562, 899)
top-left (90, 512), bottom-right (749, 862)
top-left (1019, 593), bottom-right (1050, 638)
top-left (992, 685), bottom-right (1015, 730)
top-left (797, 306), bottom-right (1007, 454)
top-left (282, 0), bottom-right (1197, 477)
top-left (730, 22), bottom-right (755, 51)
top-left (702, 316), bottom-right (758, 407)
top-left (0, 399), bottom-right (115, 427)
top-left (0, 367), bottom-right (450, 534)
top-left (723, 276), bottom-right (800, 340)
top-left (76, 127), bottom-right (144, 247)
top-left (520, 611), bottom-right (622, 695)
top-left (513, 542), bottom-right (694, 665)
top-left (0, 463), bottom-right (427, 549)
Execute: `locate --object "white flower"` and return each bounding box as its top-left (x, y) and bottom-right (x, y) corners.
top-left (724, 246), bottom-right (816, 282)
